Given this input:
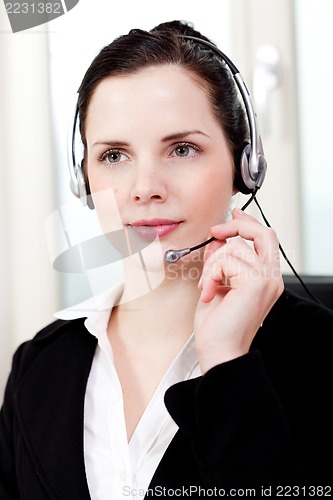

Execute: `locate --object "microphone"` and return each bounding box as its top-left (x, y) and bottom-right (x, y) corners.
top-left (164, 237), bottom-right (215, 263)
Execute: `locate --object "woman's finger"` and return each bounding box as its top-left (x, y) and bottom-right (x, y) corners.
top-left (210, 210), bottom-right (279, 261)
top-left (202, 236), bottom-right (226, 265)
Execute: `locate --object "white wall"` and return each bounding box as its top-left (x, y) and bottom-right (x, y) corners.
top-left (230, 0), bottom-right (307, 275)
top-left (0, 9), bottom-right (59, 398)
top-left (294, 0), bottom-right (333, 274)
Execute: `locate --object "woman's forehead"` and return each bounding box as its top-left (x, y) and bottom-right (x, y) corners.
top-left (89, 64), bottom-right (209, 103)
top-left (85, 65), bottom-right (222, 141)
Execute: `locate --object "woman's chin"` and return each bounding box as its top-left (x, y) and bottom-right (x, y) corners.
top-left (121, 237), bottom-right (166, 288)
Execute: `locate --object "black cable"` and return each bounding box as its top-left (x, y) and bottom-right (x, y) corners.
top-left (240, 187), bottom-right (259, 211)
top-left (189, 236), bottom-right (215, 252)
top-left (253, 196), bottom-right (321, 304)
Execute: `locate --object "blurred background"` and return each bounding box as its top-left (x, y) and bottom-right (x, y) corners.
top-left (0, 0), bottom-right (332, 397)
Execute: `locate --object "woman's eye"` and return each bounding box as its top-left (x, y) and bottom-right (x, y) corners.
top-left (100, 150), bottom-right (127, 164)
top-left (171, 143), bottom-right (200, 158)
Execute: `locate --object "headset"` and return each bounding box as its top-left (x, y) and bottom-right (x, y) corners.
top-left (67, 105), bottom-right (94, 209)
top-left (67, 34), bottom-right (320, 303)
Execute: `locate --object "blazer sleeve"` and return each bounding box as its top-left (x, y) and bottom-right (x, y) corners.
top-left (164, 350), bottom-right (304, 490)
top-left (0, 343), bottom-right (27, 499)
top-left (164, 290), bottom-right (333, 491)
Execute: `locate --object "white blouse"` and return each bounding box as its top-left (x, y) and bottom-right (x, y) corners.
top-left (55, 283), bottom-right (201, 500)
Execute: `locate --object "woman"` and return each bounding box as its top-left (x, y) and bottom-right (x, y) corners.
top-left (0, 20), bottom-right (332, 499)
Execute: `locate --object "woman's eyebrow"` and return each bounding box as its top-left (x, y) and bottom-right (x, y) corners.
top-left (90, 130), bottom-right (209, 149)
top-left (91, 141), bottom-right (130, 149)
top-left (162, 130), bottom-right (209, 142)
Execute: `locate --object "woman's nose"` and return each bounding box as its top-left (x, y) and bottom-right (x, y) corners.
top-left (130, 161), bottom-right (167, 203)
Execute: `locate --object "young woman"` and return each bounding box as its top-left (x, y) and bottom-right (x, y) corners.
top-left (0, 20), bottom-right (332, 499)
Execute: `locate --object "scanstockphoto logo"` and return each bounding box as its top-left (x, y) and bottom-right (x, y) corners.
top-left (4, 0), bottom-right (80, 33)
top-left (45, 189), bottom-right (166, 310)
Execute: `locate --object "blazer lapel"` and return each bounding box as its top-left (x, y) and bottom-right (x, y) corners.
top-left (14, 323), bottom-right (97, 499)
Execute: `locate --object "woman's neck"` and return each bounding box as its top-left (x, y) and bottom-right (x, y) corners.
top-left (109, 260), bottom-right (202, 346)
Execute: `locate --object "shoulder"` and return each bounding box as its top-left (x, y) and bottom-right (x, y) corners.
top-left (266, 287), bottom-right (333, 333)
top-left (10, 317), bottom-right (96, 384)
top-left (252, 287), bottom-right (333, 365)
top-left (32, 317), bottom-right (88, 342)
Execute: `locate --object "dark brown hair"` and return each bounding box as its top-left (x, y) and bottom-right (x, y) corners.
top-left (77, 20), bottom-right (249, 189)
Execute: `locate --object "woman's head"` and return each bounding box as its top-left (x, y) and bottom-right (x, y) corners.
top-left (77, 20), bottom-right (249, 190)
top-left (77, 21), bottom-right (249, 268)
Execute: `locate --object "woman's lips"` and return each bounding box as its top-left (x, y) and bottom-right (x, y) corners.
top-left (129, 219), bottom-right (182, 240)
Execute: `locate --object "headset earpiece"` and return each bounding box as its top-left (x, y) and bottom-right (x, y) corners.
top-left (70, 159), bottom-right (94, 209)
top-left (68, 107), bottom-right (95, 209)
top-left (78, 161), bottom-right (95, 210)
top-left (233, 143), bottom-right (267, 195)
top-left (240, 144), bottom-right (267, 192)
top-left (77, 161), bottom-right (87, 201)
top-left (234, 143), bottom-right (251, 194)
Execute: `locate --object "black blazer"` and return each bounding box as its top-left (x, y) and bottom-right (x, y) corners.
top-left (0, 290), bottom-right (332, 499)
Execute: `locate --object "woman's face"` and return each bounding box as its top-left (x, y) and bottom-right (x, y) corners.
top-left (85, 65), bottom-right (234, 261)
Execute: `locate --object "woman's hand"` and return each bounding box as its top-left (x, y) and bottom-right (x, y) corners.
top-left (194, 208), bottom-right (284, 374)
